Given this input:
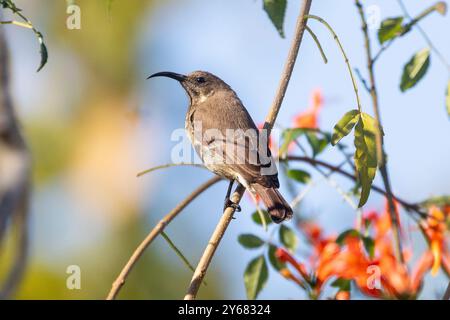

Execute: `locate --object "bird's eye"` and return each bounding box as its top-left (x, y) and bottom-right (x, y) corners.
top-left (195, 77), bottom-right (206, 84)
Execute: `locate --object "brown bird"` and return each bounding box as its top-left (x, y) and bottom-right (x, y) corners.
top-left (148, 70), bottom-right (292, 223)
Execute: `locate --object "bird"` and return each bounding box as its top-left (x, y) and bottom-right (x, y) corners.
top-left (148, 70), bottom-right (293, 223)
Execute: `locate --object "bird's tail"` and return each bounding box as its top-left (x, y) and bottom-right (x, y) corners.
top-left (252, 184), bottom-right (293, 223)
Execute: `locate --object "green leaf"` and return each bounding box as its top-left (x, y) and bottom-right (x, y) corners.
top-left (336, 229), bottom-right (360, 245)
top-left (244, 255), bottom-right (269, 300)
top-left (336, 230), bottom-right (375, 259)
top-left (263, 0), bottom-right (287, 38)
top-left (378, 17), bottom-right (404, 44)
top-left (251, 210), bottom-right (273, 226)
top-left (419, 195), bottom-right (450, 208)
top-left (37, 37), bottom-right (48, 72)
top-left (331, 278), bottom-right (351, 291)
top-left (305, 132), bottom-right (329, 157)
top-left (286, 169), bottom-right (311, 184)
top-left (400, 48), bottom-right (430, 92)
top-left (279, 225), bottom-right (298, 252)
top-left (354, 113), bottom-right (380, 207)
top-left (279, 128), bottom-right (306, 157)
top-left (238, 234), bottom-right (265, 249)
top-left (267, 244), bottom-right (285, 271)
top-left (362, 236), bottom-right (375, 259)
top-left (446, 80), bottom-right (450, 117)
top-left (331, 109), bottom-right (360, 145)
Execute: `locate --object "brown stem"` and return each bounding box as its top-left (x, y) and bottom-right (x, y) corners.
top-left (106, 176), bottom-right (222, 300)
top-left (184, 0), bottom-right (313, 300)
top-left (356, 0), bottom-right (404, 263)
top-left (184, 184), bottom-right (245, 300)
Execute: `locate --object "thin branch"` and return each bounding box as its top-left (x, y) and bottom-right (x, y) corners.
top-left (106, 176), bottom-right (222, 300)
top-left (184, 0), bottom-right (313, 300)
top-left (184, 184), bottom-right (245, 300)
top-left (137, 162), bottom-right (206, 177)
top-left (373, 1), bottom-right (449, 69)
top-left (397, 0), bottom-right (450, 73)
top-left (263, 0), bottom-right (313, 134)
top-left (285, 156), bottom-right (426, 219)
top-left (160, 231), bottom-right (207, 286)
top-left (0, 0), bottom-right (47, 71)
top-left (305, 14), bottom-right (362, 112)
top-left (305, 25), bottom-right (328, 64)
top-left (354, 67), bottom-right (370, 93)
top-left (355, 0), bottom-right (404, 263)
top-left (0, 20), bottom-right (32, 29)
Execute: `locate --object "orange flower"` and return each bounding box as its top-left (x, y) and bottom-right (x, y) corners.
top-left (420, 205), bottom-right (449, 276)
top-left (276, 248), bottom-right (309, 280)
top-left (335, 290), bottom-right (350, 300)
top-left (298, 220), bottom-right (336, 259)
top-left (293, 88), bottom-right (324, 129)
top-left (280, 268), bottom-right (306, 288)
top-left (275, 202), bottom-right (448, 299)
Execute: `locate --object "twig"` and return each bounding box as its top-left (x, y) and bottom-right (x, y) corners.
top-left (106, 176), bottom-right (222, 300)
top-left (184, 184), bottom-right (245, 300)
top-left (160, 231), bottom-right (207, 286)
top-left (184, 0), bottom-right (313, 300)
top-left (355, 0), bottom-right (404, 263)
top-left (137, 162), bottom-right (206, 177)
top-left (305, 25), bottom-right (328, 64)
top-left (263, 0), bottom-right (313, 134)
top-left (373, 1), bottom-right (449, 69)
top-left (0, 20), bottom-right (32, 29)
top-left (0, 0), bottom-right (47, 71)
top-left (305, 14), bottom-right (362, 112)
top-left (397, 0), bottom-right (450, 74)
top-left (354, 67), bottom-right (370, 93)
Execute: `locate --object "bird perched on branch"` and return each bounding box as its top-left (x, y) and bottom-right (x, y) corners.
top-left (148, 71), bottom-right (292, 223)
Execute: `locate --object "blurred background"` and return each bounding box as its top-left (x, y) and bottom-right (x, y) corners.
top-left (0, 0), bottom-right (449, 299)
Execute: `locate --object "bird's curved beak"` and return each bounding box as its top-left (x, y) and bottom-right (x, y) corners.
top-left (147, 71), bottom-right (187, 82)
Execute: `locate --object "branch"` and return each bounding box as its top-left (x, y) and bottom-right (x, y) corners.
top-left (305, 14), bottom-right (362, 112)
top-left (263, 0), bottom-right (313, 134)
top-left (183, 0), bottom-right (313, 300)
top-left (397, 0), bottom-right (450, 73)
top-left (184, 184), bottom-right (245, 300)
top-left (137, 162), bottom-right (206, 177)
top-left (373, 1), bottom-right (449, 69)
top-left (356, 0), bottom-right (404, 262)
top-left (106, 176), bottom-right (222, 300)
top-left (285, 156), bottom-right (426, 219)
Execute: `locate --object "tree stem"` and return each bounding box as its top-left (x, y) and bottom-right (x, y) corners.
top-left (355, 0), bottom-right (404, 263)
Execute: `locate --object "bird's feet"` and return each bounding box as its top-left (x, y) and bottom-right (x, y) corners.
top-left (223, 198), bottom-right (241, 212)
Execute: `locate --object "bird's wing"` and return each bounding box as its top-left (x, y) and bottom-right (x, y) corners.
top-left (192, 93), bottom-right (279, 188)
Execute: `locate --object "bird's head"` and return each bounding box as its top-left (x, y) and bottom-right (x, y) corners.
top-left (148, 70), bottom-right (230, 104)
